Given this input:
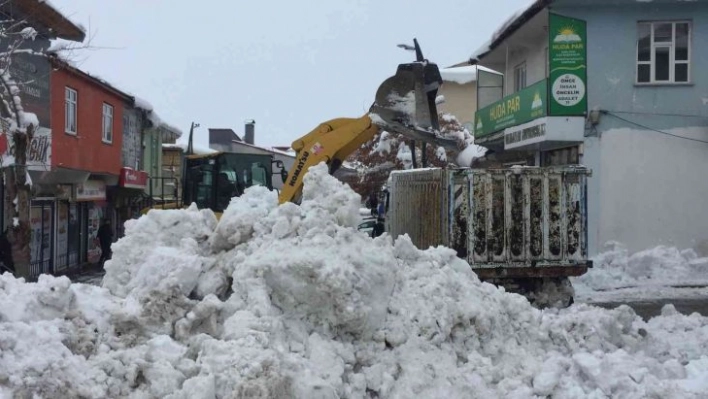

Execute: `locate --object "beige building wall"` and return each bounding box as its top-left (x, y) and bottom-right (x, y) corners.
top-left (438, 81), bottom-right (477, 132)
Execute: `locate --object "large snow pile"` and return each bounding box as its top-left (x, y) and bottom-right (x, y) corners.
top-left (573, 241), bottom-right (708, 294)
top-left (2, 163), bottom-right (708, 398)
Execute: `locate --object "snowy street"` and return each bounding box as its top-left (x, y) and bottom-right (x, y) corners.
top-left (68, 263), bottom-right (708, 322)
top-left (1, 165), bottom-right (700, 398)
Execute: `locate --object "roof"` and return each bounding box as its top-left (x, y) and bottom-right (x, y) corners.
top-left (440, 65), bottom-right (502, 85)
top-left (49, 56), bottom-right (133, 102)
top-left (11, 0), bottom-right (86, 42)
top-left (469, 0), bottom-right (550, 63)
top-left (229, 139), bottom-right (296, 158)
top-left (209, 128), bottom-right (242, 145)
top-left (163, 142), bottom-right (218, 155)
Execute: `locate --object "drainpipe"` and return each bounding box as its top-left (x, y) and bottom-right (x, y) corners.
top-left (505, 44), bottom-right (510, 96)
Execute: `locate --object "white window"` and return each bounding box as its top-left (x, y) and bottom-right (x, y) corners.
top-left (636, 21), bottom-right (691, 84)
top-left (102, 103), bottom-right (113, 143)
top-left (65, 87), bottom-right (77, 134)
top-left (514, 62), bottom-right (527, 92)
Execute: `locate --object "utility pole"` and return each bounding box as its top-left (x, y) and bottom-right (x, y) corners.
top-left (186, 121), bottom-right (200, 156)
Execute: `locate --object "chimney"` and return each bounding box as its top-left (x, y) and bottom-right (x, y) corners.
top-left (244, 119), bottom-right (255, 145)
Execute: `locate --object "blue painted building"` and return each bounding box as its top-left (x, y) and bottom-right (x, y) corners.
top-left (469, 0), bottom-right (708, 255)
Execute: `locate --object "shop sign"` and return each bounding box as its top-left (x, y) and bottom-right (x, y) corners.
top-left (504, 118), bottom-right (548, 150)
top-left (76, 180), bottom-right (106, 201)
top-left (475, 79), bottom-right (547, 138)
top-left (549, 13), bottom-right (588, 116)
top-left (504, 116), bottom-right (586, 150)
top-left (119, 167), bottom-right (148, 189)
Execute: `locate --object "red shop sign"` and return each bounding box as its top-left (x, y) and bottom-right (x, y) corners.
top-left (119, 167), bottom-right (148, 189)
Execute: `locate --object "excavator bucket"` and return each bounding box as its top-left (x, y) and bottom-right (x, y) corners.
top-left (369, 39), bottom-right (459, 151)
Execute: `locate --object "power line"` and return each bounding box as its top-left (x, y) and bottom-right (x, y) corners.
top-left (606, 109), bottom-right (708, 119)
top-left (600, 111), bottom-right (708, 145)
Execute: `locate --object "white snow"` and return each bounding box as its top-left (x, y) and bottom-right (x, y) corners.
top-left (19, 27), bottom-right (37, 41)
top-left (573, 242), bottom-right (708, 302)
top-left (163, 142), bottom-right (218, 155)
top-left (1, 163), bottom-right (708, 398)
top-left (469, 0), bottom-right (539, 60)
top-left (440, 65), bottom-right (502, 85)
top-left (133, 95), bottom-right (184, 136)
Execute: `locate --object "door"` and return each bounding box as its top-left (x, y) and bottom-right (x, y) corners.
top-left (29, 201), bottom-right (54, 278)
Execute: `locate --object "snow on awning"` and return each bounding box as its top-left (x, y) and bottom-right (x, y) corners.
top-left (440, 65), bottom-right (502, 85)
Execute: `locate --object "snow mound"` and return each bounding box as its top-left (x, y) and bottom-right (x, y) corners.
top-left (574, 241), bottom-right (708, 292)
top-left (2, 163), bottom-right (708, 398)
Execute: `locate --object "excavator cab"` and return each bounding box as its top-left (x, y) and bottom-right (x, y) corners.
top-left (183, 152), bottom-right (274, 213)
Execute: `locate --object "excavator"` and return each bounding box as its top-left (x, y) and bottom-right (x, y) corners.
top-left (143, 39), bottom-right (464, 216)
top-left (277, 39), bottom-right (461, 204)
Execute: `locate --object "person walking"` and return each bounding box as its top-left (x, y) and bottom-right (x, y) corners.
top-left (97, 219), bottom-right (113, 266)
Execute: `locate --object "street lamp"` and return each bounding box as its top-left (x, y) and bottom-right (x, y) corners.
top-left (186, 121), bottom-right (200, 155)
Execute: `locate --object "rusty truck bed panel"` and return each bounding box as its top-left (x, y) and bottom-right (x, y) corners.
top-left (388, 168), bottom-right (450, 251)
top-left (388, 166), bottom-right (591, 273)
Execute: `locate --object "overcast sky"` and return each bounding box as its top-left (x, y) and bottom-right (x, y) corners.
top-left (52, 0), bottom-right (530, 148)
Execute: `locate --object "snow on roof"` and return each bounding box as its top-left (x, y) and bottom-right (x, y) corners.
top-left (230, 140), bottom-right (296, 158)
top-left (469, 0), bottom-right (546, 61)
top-left (162, 142), bottom-right (217, 155)
top-left (37, 0), bottom-right (85, 32)
top-left (440, 65), bottom-right (502, 85)
top-left (132, 95), bottom-right (184, 137)
top-left (33, 0), bottom-right (86, 41)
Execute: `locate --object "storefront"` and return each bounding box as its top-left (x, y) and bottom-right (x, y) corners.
top-left (111, 167), bottom-right (149, 238)
top-left (54, 200), bottom-right (86, 272)
top-left (75, 179), bottom-right (108, 264)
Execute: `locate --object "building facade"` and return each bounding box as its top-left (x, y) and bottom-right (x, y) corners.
top-left (47, 58), bottom-right (133, 270)
top-left (438, 65), bottom-right (503, 133)
top-left (469, 0), bottom-right (708, 256)
top-left (0, 1), bottom-right (85, 278)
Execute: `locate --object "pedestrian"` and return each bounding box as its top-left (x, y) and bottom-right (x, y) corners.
top-left (367, 192), bottom-right (379, 216)
top-left (97, 219), bottom-right (113, 266)
top-left (0, 230), bottom-right (14, 274)
top-left (371, 216), bottom-right (385, 238)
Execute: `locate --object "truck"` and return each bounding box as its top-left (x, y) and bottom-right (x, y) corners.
top-left (386, 166), bottom-right (593, 308)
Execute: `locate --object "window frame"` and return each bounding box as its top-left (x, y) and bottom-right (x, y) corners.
top-left (102, 102), bottom-right (113, 144)
top-left (65, 87), bottom-right (77, 135)
top-left (636, 20), bottom-right (691, 85)
top-left (514, 61), bottom-right (527, 92)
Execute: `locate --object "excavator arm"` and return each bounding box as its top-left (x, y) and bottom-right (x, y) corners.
top-left (278, 38), bottom-right (465, 204)
top-left (278, 116), bottom-right (379, 204)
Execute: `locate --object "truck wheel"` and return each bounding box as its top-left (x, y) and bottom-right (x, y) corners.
top-left (525, 277), bottom-right (575, 309)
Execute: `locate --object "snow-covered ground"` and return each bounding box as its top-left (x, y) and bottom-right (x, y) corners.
top-left (2, 163), bottom-right (708, 398)
top-left (573, 242), bottom-right (708, 303)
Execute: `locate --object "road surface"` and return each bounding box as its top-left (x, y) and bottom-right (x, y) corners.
top-left (590, 298), bottom-right (708, 321)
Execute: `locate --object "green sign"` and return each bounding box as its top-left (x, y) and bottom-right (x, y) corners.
top-left (548, 13), bottom-right (587, 116)
top-left (474, 79), bottom-right (547, 138)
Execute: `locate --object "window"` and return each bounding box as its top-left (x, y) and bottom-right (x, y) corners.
top-left (541, 146), bottom-right (580, 166)
top-left (65, 87), bottom-right (77, 134)
top-left (636, 21), bottom-right (690, 84)
top-left (102, 103), bottom-right (113, 143)
top-left (514, 62), bottom-right (527, 92)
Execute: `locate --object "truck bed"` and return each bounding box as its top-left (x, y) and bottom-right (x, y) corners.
top-left (387, 166), bottom-right (592, 279)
